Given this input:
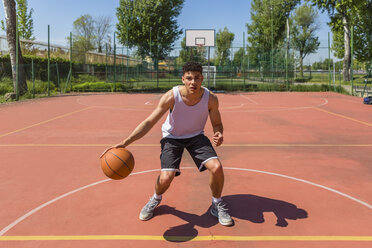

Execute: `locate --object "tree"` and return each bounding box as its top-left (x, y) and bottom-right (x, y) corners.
top-left (215, 27), bottom-right (234, 68)
top-left (2, 0), bottom-right (28, 96)
top-left (94, 16), bottom-right (112, 53)
top-left (72, 14), bottom-right (96, 63)
top-left (331, 1), bottom-right (372, 67)
top-left (290, 4), bottom-right (320, 77)
top-left (116, 0), bottom-right (184, 69)
top-left (71, 14), bottom-right (112, 60)
top-left (15, 0), bottom-right (34, 40)
top-left (311, 0), bottom-right (364, 81)
top-left (1, 0), bottom-right (34, 40)
top-left (354, 2), bottom-right (372, 66)
top-left (246, 0), bottom-right (300, 71)
top-left (232, 47), bottom-right (248, 70)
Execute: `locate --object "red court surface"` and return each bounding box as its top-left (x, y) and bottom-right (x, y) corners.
top-left (0, 91), bottom-right (371, 248)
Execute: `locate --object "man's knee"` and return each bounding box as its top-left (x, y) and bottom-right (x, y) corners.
top-left (205, 159), bottom-right (223, 175)
top-left (158, 171), bottom-right (176, 186)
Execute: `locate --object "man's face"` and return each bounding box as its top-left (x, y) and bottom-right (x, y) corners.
top-left (182, 71), bottom-right (204, 93)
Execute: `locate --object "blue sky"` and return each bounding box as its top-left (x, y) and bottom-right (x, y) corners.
top-left (1, 0), bottom-right (332, 61)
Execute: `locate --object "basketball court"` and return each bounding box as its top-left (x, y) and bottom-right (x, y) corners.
top-left (0, 91), bottom-right (371, 247)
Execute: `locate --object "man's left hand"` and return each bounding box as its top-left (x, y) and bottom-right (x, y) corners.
top-left (212, 131), bottom-right (223, 146)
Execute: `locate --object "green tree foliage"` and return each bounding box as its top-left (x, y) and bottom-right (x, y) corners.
top-left (312, 58), bottom-right (344, 71)
top-left (72, 15), bottom-right (95, 63)
top-left (290, 4), bottom-right (320, 77)
top-left (72, 15), bottom-right (97, 63)
top-left (71, 14), bottom-right (112, 60)
top-left (215, 27), bottom-right (234, 68)
top-left (354, 2), bottom-right (372, 66)
top-left (1, 0), bottom-right (34, 41)
top-left (116, 0), bottom-right (184, 68)
top-left (232, 47), bottom-right (249, 70)
top-left (311, 0), bottom-right (365, 81)
top-left (94, 16), bottom-right (112, 53)
top-left (15, 0), bottom-right (34, 40)
top-left (331, 1), bottom-right (372, 67)
top-left (246, 0), bottom-right (299, 70)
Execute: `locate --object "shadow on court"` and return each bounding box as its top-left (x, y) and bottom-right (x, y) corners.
top-left (156, 194), bottom-right (308, 242)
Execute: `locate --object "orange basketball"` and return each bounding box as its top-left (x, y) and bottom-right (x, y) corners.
top-left (101, 148), bottom-right (135, 180)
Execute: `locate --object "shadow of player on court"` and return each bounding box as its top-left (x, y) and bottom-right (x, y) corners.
top-left (156, 194), bottom-right (308, 242)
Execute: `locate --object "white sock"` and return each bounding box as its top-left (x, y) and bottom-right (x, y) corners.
top-left (212, 197), bottom-right (221, 204)
top-left (153, 192), bottom-right (162, 200)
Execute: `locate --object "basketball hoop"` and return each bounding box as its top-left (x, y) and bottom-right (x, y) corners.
top-left (185, 29), bottom-right (215, 89)
top-left (185, 30), bottom-right (215, 47)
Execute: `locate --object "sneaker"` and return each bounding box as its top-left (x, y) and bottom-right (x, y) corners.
top-left (210, 201), bottom-right (233, 226)
top-left (139, 197), bottom-right (161, 221)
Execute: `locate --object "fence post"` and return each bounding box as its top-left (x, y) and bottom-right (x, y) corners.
top-left (126, 20), bottom-right (129, 84)
top-left (328, 32), bottom-right (331, 87)
top-left (351, 26), bottom-right (354, 95)
top-left (32, 59), bottom-right (35, 98)
top-left (105, 43), bottom-right (108, 83)
top-left (56, 62), bottom-right (60, 93)
top-left (243, 32), bottom-right (246, 89)
top-left (122, 47), bottom-right (124, 83)
top-left (70, 32), bottom-right (73, 92)
top-left (48, 25), bottom-right (50, 96)
top-left (114, 33), bottom-right (116, 92)
top-left (231, 47), bottom-right (233, 88)
top-left (286, 17), bottom-right (289, 90)
top-left (15, 16), bottom-right (19, 101)
top-left (271, 4), bottom-right (274, 83)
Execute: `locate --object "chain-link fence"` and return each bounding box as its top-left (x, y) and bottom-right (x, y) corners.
top-left (1, 35), bottom-right (370, 100)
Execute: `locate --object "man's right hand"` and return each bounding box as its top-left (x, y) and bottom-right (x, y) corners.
top-left (100, 142), bottom-right (126, 158)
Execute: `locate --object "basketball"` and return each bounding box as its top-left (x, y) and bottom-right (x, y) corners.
top-left (101, 148), bottom-right (135, 180)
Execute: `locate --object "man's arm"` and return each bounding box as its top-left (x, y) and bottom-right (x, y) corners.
top-left (100, 90), bottom-right (174, 157)
top-left (208, 92), bottom-right (224, 146)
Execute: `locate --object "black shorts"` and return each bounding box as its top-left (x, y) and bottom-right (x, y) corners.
top-left (160, 134), bottom-right (218, 176)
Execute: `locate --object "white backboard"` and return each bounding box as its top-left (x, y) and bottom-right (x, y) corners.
top-left (185, 29), bottom-right (215, 47)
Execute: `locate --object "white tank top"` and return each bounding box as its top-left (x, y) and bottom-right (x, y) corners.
top-left (162, 86), bottom-right (210, 139)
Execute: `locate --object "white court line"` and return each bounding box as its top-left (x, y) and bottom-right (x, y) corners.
top-left (220, 103), bottom-right (245, 110)
top-left (75, 94), bottom-right (328, 113)
top-left (76, 97), bottom-right (154, 111)
top-left (223, 98), bottom-right (329, 113)
top-left (240, 94), bottom-right (259, 105)
top-left (1, 166), bottom-right (370, 236)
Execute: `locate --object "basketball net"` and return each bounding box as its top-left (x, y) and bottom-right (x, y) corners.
top-left (196, 44), bottom-right (204, 53)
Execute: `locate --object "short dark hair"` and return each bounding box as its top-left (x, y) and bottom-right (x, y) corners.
top-left (182, 61), bottom-right (203, 75)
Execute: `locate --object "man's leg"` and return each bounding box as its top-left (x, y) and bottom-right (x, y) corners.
top-left (139, 170), bottom-right (176, 221)
top-left (204, 158), bottom-right (224, 198)
top-left (155, 170), bottom-right (176, 195)
top-left (204, 158), bottom-right (232, 226)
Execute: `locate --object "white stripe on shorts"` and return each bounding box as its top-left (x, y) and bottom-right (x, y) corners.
top-left (199, 156), bottom-right (219, 171)
top-left (161, 168), bottom-right (181, 173)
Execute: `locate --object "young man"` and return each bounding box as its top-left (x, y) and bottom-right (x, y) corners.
top-left (102, 61), bottom-right (232, 226)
